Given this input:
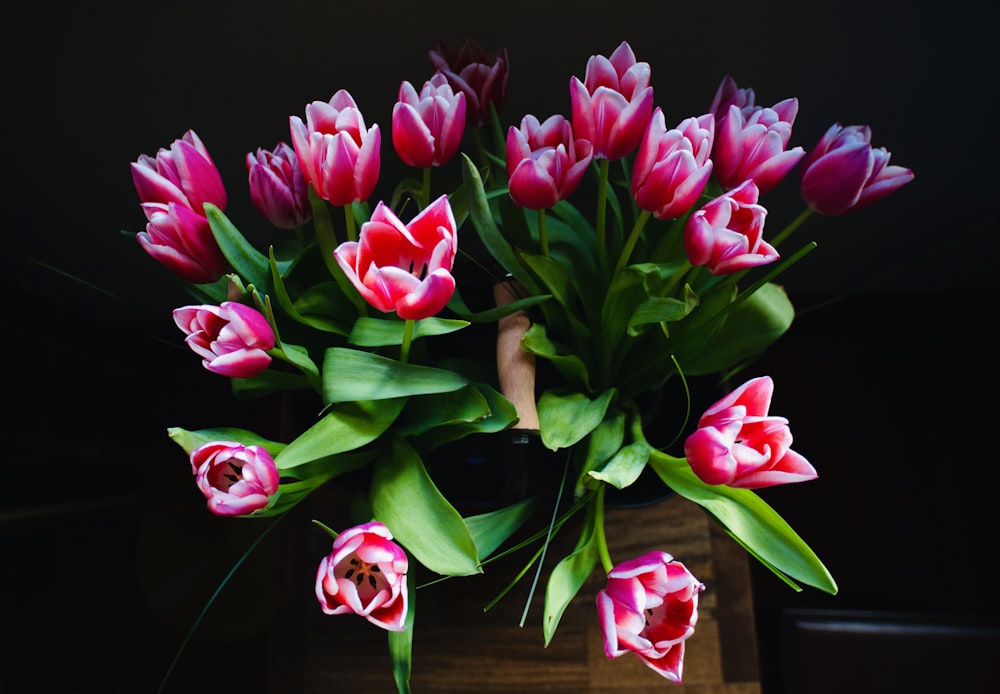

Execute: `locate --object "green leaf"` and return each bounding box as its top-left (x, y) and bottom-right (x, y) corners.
top-left (588, 440), bottom-right (652, 490)
top-left (371, 438), bottom-right (482, 576)
top-left (543, 499), bottom-right (599, 645)
top-left (167, 426), bottom-right (287, 458)
top-left (521, 324), bottom-right (592, 392)
top-left (270, 249), bottom-right (353, 336)
top-left (349, 316), bottom-right (470, 347)
top-left (322, 347), bottom-right (468, 403)
top-left (204, 204), bottom-right (273, 291)
top-left (465, 497), bottom-right (538, 560)
top-left (388, 578), bottom-right (415, 694)
top-left (274, 399), bottom-right (406, 470)
top-left (574, 410), bottom-right (626, 496)
top-left (680, 282), bottom-right (795, 375)
top-left (460, 153), bottom-right (534, 290)
top-left (447, 292), bottom-right (552, 323)
top-left (648, 450), bottom-right (837, 594)
top-left (537, 389), bottom-right (616, 451)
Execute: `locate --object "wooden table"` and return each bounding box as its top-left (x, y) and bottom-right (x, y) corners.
top-left (298, 493), bottom-right (762, 693)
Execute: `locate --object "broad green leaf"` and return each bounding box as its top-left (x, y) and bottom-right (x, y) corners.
top-left (371, 438), bottom-right (482, 576)
top-left (230, 369), bottom-right (314, 398)
top-left (167, 426), bottom-right (287, 458)
top-left (538, 388), bottom-right (616, 451)
top-left (405, 383), bottom-right (519, 451)
top-left (465, 497), bottom-right (538, 560)
top-left (447, 291), bottom-right (552, 323)
top-left (275, 399), bottom-right (405, 469)
top-left (543, 499), bottom-right (599, 645)
top-left (205, 204), bottom-right (273, 291)
top-left (680, 282), bottom-right (795, 375)
top-left (349, 316), bottom-right (470, 347)
top-left (587, 441), bottom-right (652, 490)
top-left (323, 347), bottom-right (468, 403)
top-left (270, 247), bottom-right (352, 335)
top-left (574, 411), bottom-right (625, 496)
top-left (521, 323), bottom-right (592, 392)
top-left (648, 450), bottom-right (837, 594)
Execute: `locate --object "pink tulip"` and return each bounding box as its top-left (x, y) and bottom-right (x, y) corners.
top-left (289, 90), bottom-right (381, 206)
top-left (315, 521), bottom-right (409, 632)
top-left (710, 76), bottom-right (805, 194)
top-left (392, 74), bottom-right (467, 168)
top-left (131, 130), bottom-right (230, 283)
top-left (334, 195), bottom-right (457, 320)
top-left (172, 301), bottom-right (276, 378)
top-left (190, 441), bottom-right (279, 516)
top-left (800, 123), bottom-right (914, 216)
top-left (429, 39), bottom-right (509, 127)
top-left (708, 74), bottom-right (756, 121)
top-left (246, 141), bottom-right (312, 229)
top-left (683, 180), bottom-right (777, 275)
top-left (684, 376), bottom-right (818, 488)
top-left (505, 114), bottom-right (594, 210)
top-left (596, 550), bottom-right (704, 683)
top-left (570, 41), bottom-right (654, 161)
top-left (631, 109), bottom-right (715, 221)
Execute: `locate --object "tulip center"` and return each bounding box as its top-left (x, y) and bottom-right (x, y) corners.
top-left (340, 555), bottom-right (386, 602)
top-left (209, 461), bottom-right (244, 492)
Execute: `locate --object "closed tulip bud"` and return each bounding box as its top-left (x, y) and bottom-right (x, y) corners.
top-left (429, 39), bottom-right (509, 127)
top-left (708, 74), bottom-right (756, 121)
top-left (631, 109), bottom-right (715, 221)
top-left (392, 74), bottom-right (467, 168)
top-left (505, 114), bottom-right (594, 210)
top-left (131, 130), bottom-right (230, 283)
top-left (334, 195), bottom-right (458, 320)
top-left (684, 376), bottom-right (817, 488)
top-left (315, 521), bottom-right (409, 632)
top-left (713, 96), bottom-right (805, 194)
top-left (596, 551), bottom-right (704, 683)
top-left (570, 41), bottom-right (654, 161)
top-left (245, 141), bottom-right (312, 229)
top-left (190, 441), bottom-right (279, 516)
top-left (172, 301), bottom-right (276, 378)
top-left (289, 90), bottom-right (381, 206)
top-left (800, 123), bottom-right (915, 215)
top-left (684, 180), bottom-right (777, 275)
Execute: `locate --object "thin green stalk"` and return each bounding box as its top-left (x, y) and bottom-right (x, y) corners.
top-left (595, 158), bottom-right (610, 279)
top-left (613, 208), bottom-right (652, 277)
top-left (399, 319), bottom-right (415, 364)
top-left (344, 203), bottom-right (358, 243)
top-left (537, 208), bottom-right (550, 257)
top-left (421, 166), bottom-right (432, 209)
top-left (519, 452), bottom-right (570, 627)
top-left (593, 485), bottom-right (614, 573)
top-left (770, 206), bottom-right (814, 249)
top-left (661, 260), bottom-right (694, 299)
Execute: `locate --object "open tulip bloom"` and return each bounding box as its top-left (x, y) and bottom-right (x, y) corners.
top-left (127, 37), bottom-right (914, 691)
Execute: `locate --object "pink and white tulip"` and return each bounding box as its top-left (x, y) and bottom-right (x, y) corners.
top-left (684, 375), bottom-right (817, 488)
top-left (429, 39), bottom-right (509, 127)
top-left (392, 73), bottom-right (467, 168)
top-left (315, 521), bottom-right (409, 632)
top-left (505, 114), bottom-right (594, 210)
top-left (711, 78), bottom-right (805, 194)
top-left (683, 180), bottom-right (776, 275)
top-left (631, 109), bottom-right (715, 221)
top-left (289, 90), bottom-right (381, 206)
top-left (131, 130), bottom-right (230, 283)
top-left (190, 441), bottom-right (280, 516)
top-left (334, 195), bottom-right (458, 320)
top-left (570, 41), bottom-right (654, 161)
top-left (246, 141), bottom-right (312, 229)
top-left (172, 301), bottom-right (275, 378)
top-left (800, 123), bottom-right (914, 216)
top-left (597, 550), bottom-right (704, 683)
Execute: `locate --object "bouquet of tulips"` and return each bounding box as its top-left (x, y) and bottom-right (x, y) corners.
top-left (128, 38), bottom-right (913, 690)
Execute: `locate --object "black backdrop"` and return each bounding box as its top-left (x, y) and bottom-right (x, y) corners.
top-left (3, 1), bottom-right (998, 691)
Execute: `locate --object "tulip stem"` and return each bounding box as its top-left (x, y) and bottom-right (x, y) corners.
top-left (594, 485), bottom-right (614, 574)
top-left (421, 166), bottom-right (432, 210)
top-left (614, 208), bottom-right (652, 277)
top-left (595, 158), bottom-right (610, 279)
top-left (536, 209), bottom-right (550, 258)
top-left (344, 204), bottom-right (358, 243)
top-left (770, 206), bottom-right (814, 249)
top-left (400, 319), bottom-right (415, 364)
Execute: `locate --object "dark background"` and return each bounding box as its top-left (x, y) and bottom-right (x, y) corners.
top-left (3, 0), bottom-right (998, 692)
